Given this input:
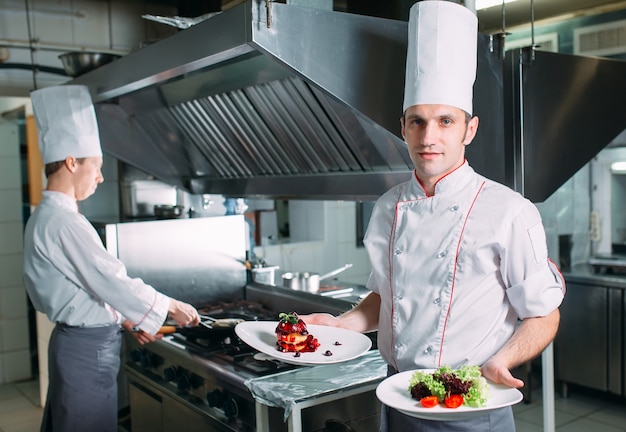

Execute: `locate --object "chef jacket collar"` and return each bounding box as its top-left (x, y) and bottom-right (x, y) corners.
top-left (413, 161), bottom-right (475, 197)
top-left (43, 190), bottom-right (80, 213)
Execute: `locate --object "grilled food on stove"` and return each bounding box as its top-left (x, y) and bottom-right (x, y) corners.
top-left (275, 312), bottom-right (320, 353)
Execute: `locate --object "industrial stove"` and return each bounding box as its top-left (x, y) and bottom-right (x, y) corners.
top-left (123, 295), bottom-right (383, 432)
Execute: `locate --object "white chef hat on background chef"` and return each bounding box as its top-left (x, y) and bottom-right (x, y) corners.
top-left (403, 0), bottom-right (478, 115)
top-left (31, 85), bottom-right (102, 164)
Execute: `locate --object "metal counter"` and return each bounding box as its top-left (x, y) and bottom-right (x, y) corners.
top-left (563, 268), bottom-right (626, 291)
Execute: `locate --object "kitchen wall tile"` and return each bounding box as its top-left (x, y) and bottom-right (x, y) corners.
top-left (0, 160), bottom-right (20, 190)
top-left (0, 287), bottom-right (28, 319)
top-left (289, 201), bottom-right (325, 242)
top-left (1, 318), bottom-right (30, 351)
top-left (0, 254), bottom-right (24, 287)
top-left (0, 190), bottom-right (22, 222)
top-left (253, 200), bottom-right (371, 286)
top-left (0, 124), bottom-right (19, 157)
top-left (2, 349), bottom-right (31, 383)
top-left (321, 246), bottom-right (341, 274)
top-left (333, 202), bottom-right (356, 244)
top-left (281, 242), bottom-right (323, 273)
top-left (0, 223), bottom-right (23, 254)
top-left (324, 204), bottom-right (340, 244)
top-left (339, 245), bottom-right (370, 286)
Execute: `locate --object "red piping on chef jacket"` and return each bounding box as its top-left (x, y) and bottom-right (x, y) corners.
top-left (437, 181), bottom-right (486, 367)
top-left (548, 258), bottom-right (567, 295)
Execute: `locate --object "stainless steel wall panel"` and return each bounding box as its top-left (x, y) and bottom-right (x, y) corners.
top-left (110, 216), bottom-right (247, 305)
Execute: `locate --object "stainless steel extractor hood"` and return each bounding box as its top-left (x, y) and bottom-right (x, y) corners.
top-left (70, 0), bottom-right (626, 202)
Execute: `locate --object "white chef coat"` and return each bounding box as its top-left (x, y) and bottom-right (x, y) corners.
top-left (364, 162), bottom-right (565, 372)
top-left (23, 191), bottom-right (170, 334)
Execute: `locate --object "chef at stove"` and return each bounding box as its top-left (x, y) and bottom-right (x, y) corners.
top-left (303, 1), bottom-right (565, 431)
top-left (23, 84), bottom-right (200, 432)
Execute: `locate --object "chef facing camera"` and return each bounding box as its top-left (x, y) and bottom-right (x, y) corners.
top-left (302, 2), bottom-right (565, 431)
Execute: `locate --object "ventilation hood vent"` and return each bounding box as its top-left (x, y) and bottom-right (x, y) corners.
top-left (71, 1), bottom-right (626, 202)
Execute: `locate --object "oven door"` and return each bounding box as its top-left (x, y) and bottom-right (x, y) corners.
top-left (126, 367), bottom-right (240, 432)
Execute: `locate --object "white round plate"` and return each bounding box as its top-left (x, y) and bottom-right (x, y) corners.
top-left (235, 321), bottom-right (371, 366)
top-left (376, 369), bottom-right (523, 421)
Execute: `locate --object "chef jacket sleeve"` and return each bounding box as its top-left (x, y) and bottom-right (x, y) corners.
top-left (56, 219), bottom-right (170, 334)
top-left (502, 202), bottom-right (565, 319)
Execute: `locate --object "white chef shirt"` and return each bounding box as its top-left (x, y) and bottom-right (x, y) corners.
top-left (364, 162), bottom-right (565, 372)
top-left (23, 191), bottom-right (170, 334)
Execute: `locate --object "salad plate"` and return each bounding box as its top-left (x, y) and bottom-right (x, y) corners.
top-left (235, 321), bottom-right (371, 366)
top-left (376, 369), bottom-right (523, 421)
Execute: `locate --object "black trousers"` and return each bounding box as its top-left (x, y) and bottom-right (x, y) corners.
top-left (41, 324), bottom-right (122, 432)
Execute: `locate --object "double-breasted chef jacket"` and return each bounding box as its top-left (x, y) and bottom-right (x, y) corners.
top-left (364, 161), bottom-right (565, 373)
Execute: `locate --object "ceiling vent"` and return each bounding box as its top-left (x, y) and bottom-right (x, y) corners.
top-left (574, 19), bottom-right (626, 56)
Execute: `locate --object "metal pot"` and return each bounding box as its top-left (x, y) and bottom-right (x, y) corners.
top-left (282, 264), bottom-right (352, 292)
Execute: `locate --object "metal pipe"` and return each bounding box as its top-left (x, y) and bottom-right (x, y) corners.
top-left (0, 38), bottom-right (128, 55)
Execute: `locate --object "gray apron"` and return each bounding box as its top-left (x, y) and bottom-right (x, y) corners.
top-left (380, 366), bottom-right (516, 432)
top-left (41, 324), bottom-right (122, 432)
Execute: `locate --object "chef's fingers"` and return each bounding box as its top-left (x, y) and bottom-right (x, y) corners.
top-left (128, 328), bottom-right (153, 345)
top-left (168, 299), bottom-right (200, 327)
top-left (299, 313), bottom-right (338, 326)
top-left (480, 360), bottom-right (524, 388)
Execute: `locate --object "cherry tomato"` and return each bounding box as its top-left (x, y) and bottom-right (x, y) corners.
top-left (444, 394), bottom-right (464, 408)
top-left (420, 396), bottom-right (440, 408)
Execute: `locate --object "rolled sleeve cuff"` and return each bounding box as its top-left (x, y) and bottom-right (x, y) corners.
top-left (135, 292), bottom-right (171, 335)
top-left (507, 268), bottom-right (565, 319)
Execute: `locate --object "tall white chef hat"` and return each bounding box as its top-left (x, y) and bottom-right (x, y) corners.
top-left (403, 0), bottom-right (478, 115)
top-left (31, 85), bottom-right (102, 164)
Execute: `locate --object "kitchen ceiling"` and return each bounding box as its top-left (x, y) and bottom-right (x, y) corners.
top-left (160, 0), bottom-right (626, 32)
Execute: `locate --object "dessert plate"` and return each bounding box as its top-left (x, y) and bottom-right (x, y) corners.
top-left (235, 321), bottom-right (371, 366)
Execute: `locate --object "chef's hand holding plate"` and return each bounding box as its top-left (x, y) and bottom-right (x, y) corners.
top-left (480, 357), bottom-right (524, 389)
top-left (298, 312), bottom-right (339, 327)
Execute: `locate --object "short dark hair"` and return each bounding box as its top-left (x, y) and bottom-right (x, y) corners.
top-left (44, 157), bottom-right (86, 178)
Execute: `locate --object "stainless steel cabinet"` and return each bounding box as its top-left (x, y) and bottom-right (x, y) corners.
top-left (555, 281), bottom-right (623, 395)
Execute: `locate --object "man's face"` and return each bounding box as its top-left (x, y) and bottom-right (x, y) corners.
top-left (73, 156), bottom-right (104, 201)
top-left (401, 104), bottom-right (478, 188)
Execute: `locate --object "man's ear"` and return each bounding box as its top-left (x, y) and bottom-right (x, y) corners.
top-left (463, 116), bottom-right (479, 145)
top-left (64, 157), bottom-right (77, 173)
